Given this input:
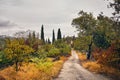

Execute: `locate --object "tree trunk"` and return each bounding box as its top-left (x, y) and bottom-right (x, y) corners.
top-left (15, 60), bottom-right (18, 71)
top-left (87, 40), bottom-right (92, 59)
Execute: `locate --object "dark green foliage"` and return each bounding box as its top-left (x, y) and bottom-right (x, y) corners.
top-left (32, 31), bottom-right (36, 39)
top-left (0, 51), bottom-right (13, 68)
top-left (48, 38), bottom-right (51, 44)
top-left (109, 0), bottom-right (120, 15)
top-left (97, 13), bottom-right (116, 41)
top-left (52, 29), bottom-right (55, 43)
top-left (41, 25), bottom-right (45, 41)
top-left (93, 31), bottom-right (110, 49)
top-left (108, 0), bottom-right (120, 38)
top-left (57, 28), bottom-right (62, 40)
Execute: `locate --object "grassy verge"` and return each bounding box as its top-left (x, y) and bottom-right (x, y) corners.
top-left (0, 56), bottom-right (68, 80)
top-left (77, 52), bottom-right (120, 79)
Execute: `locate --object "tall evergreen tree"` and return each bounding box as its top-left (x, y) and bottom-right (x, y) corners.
top-left (52, 29), bottom-right (55, 43)
top-left (48, 38), bottom-right (51, 44)
top-left (41, 25), bottom-right (45, 41)
top-left (57, 28), bottom-right (62, 40)
top-left (32, 31), bottom-right (36, 39)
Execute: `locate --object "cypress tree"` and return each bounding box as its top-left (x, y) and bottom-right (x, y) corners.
top-left (41, 25), bottom-right (45, 41)
top-left (57, 28), bottom-right (62, 40)
top-left (32, 31), bottom-right (36, 39)
top-left (48, 38), bottom-right (51, 44)
top-left (52, 29), bottom-right (55, 43)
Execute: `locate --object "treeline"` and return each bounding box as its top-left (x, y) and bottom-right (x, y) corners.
top-left (72, 0), bottom-right (120, 69)
top-left (0, 25), bottom-right (71, 71)
top-left (40, 25), bottom-right (62, 44)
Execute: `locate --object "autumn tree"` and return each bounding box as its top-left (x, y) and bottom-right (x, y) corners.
top-left (57, 28), bottom-right (62, 40)
top-left (4, 38), bottom-right (34, 71)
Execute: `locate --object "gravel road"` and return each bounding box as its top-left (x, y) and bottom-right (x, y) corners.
top-left (54, 50), bottom-right (112, 80)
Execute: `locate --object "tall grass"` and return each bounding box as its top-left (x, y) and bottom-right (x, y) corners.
top-left (0, 56), bottom-right (67, 80)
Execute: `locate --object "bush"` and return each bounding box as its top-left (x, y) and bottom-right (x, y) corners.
top-left (0, 51), bottom-right (13, 68)
top-left (36, 49), bottom-right (47, 59)
top-left (54, 40), bottom-right (71, 56)
top-left (73, 37), bottom-right (89, 51)
top-left (93, 41), bottom-right (120, 69)
top-left (42, 44), bottom-right (54, 52)
top-left (93, 31), bottom-right (110, 49)
top-left (47, 48), bottom-right (60, 57)
top-left (60, 44), bottom-right (71, 56)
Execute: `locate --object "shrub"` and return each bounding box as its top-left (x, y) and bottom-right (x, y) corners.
top-left (42, 44), bottom-right (54, 52)
top-left (93, 31), bottom-right (110, 49)
top-left (60, 44), bottom-right (71, 56)
top-left (54, 40), bottom-right (71, 56)
top-left (93, 40), bottom-right (120, 69)
top-left (0, 51), bottom-right (13, 68)
top-left (47, 48), bottom-right (60, 57)
top-left (36, 49), bottom-right (47, 59)
top-left (73, 37), bottom-right (89, 51)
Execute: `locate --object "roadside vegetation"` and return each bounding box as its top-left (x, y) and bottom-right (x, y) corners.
top-left (77, 52), bottom-right (120, 79)
top-left (72, 0), bottom-right (120, 79)
top-left (0, 27), bottom-right (71, 80)
top-left (0, 0), bottom-right (119, 80)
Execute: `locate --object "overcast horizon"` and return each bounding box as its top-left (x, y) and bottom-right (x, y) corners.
top-left (0, 0), bottom-right (114, 39)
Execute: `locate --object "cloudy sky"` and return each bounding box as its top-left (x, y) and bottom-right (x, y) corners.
top-left (0, 0), bottom-right (113, 39)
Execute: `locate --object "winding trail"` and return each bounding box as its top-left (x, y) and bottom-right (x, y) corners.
top-left (54, 50), bottom-right (112, 80)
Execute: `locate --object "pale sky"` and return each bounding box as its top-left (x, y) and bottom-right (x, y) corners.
top-left (0, 0), bottom-right (113, 39)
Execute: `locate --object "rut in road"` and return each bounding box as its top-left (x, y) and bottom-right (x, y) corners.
top-left (54, 50), bottom-right (112, 80)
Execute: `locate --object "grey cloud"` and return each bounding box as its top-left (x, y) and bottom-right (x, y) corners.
top-left (0, 0), bottom-right (22, 6)
top-left (0, 0), bottom-right (113, 37)
top-left (0, 18), bottom-right (16, 27)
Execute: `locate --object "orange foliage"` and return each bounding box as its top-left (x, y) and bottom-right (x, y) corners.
top-left (82, 61), bottom-right (120, 79)
top-left (78, 53), bottom-right (86, 61)
top-left (93, 41), bottom-right (120, 69)
top-left (0, 56), bottom-right (68, 80)
top-left (78, 52), bottom-right (120, 79)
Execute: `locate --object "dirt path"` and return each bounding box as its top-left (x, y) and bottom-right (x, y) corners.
top-left (54, 50), bottom-right (112, 80)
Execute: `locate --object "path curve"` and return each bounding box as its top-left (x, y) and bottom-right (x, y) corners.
top-left (54, 50), bottom-right (112, 80)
